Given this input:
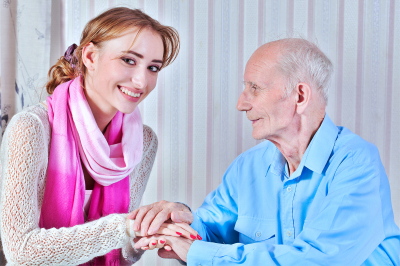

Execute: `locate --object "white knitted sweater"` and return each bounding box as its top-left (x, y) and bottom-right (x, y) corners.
top-left (0, 103), bottom-right (157, 265)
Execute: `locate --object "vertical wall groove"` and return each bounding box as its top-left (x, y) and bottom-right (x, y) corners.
top-left (384, 0), bottom-right (395, 176)
top-left (237, 0), bottom-right (244, 156)
top-left (186, 0), bottom-right (194, 207)
top-left (335, 0), bottom-right (345, 125)
top-left (355, 0), bottom-right (364, 135)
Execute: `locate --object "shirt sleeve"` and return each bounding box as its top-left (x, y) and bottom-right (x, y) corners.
top-left (190, 157), bottom-right (240, 246)
top-left (188, 152), bottom-right (393, 265)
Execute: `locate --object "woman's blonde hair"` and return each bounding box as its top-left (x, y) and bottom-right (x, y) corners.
top-left (46, 7), bottom-right (180, 94)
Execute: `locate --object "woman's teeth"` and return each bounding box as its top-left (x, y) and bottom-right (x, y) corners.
top-left (120, 87), bottom-right (141, 97)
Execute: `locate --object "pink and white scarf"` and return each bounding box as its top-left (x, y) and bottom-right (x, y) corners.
top-left (40, 76), bottom-right (143, 265)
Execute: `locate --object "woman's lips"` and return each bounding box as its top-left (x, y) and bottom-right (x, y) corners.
top-left (118, 86), bottom-right (142, 102)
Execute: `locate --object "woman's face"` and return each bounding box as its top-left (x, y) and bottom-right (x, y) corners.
top-left (86, 27), bottom-right (164, 114)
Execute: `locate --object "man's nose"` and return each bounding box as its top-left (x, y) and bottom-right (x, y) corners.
top-left (131, 67), bottom-right (147, 89)
top-left (237, 91), bottom-right (251, 111)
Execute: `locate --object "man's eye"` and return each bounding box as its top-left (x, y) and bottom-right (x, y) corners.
top-left (149, 66), bottom-right (160, 72)
top-left (123, 58), bottom-right (135, 65)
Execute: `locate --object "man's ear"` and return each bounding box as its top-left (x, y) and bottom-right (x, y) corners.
top-left (81, 42), bottom-right (98, 72)
top-left (295, 82), bottom-right (311, 114)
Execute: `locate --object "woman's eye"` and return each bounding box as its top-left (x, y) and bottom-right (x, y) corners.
top-left (123, 58), bottom-right (135, 65)
top-left (149, 66), bottom-right (160, 72)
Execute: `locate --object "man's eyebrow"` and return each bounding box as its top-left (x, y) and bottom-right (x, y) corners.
top-left (123, 50), bottom-right (163, 64)
top-left (243, 81), bottom-right (268, 90)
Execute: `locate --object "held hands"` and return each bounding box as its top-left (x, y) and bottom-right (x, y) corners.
top-left (127, 200), bottom-right (200, 260)
top-left (132, 220), bottom-right (201, 241)
top-left (127, 200), bottom-right (194, 236)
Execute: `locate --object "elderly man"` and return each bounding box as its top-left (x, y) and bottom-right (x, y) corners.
top-left (130, 38), bottom-right (400, 265)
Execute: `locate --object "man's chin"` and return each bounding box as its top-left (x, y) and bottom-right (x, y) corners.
top-left (252, 132), bottom-right (265, 140)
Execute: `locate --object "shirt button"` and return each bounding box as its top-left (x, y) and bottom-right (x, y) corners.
top-left (256, 231), bottom-right (261, 237)
top-left (287, 186), bottom-right (292, 192)
top-left (287, 230), bottom-right (292, 237)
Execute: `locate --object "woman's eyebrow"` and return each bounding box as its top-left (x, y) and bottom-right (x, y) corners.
top-left (123, 50), bottom-right (163, 64)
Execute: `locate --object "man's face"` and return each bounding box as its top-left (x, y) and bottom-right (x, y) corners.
top-left (237, 49), bottom-right (296, 140)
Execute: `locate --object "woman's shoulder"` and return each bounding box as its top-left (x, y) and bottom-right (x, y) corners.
top-left (3, 102), bottom-right (51, 146)
top-left (142, 125), bottom-right (158, 154)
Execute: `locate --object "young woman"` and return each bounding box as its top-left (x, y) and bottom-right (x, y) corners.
top-left (0, 7), bottom-right (196, 265)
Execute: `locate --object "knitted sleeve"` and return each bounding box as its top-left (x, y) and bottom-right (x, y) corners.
top-left (0, 112), bottom-right (130, 265)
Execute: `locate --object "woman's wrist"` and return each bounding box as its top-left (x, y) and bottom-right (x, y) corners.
top-left (126, 217), bottom-right (136, 238)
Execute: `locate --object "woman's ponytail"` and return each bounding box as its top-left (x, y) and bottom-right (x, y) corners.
top-left (45, 44), bottom-right (79, 95)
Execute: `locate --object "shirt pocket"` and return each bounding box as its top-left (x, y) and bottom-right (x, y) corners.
top-left (234, 216), bottom-right (276, 245)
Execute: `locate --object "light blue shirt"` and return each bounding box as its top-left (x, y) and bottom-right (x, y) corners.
top-left (188, 114), bottom-right (400, 265)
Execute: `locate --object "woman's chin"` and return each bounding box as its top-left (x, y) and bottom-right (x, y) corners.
top-left (117, 103), bottom-right (140, 114)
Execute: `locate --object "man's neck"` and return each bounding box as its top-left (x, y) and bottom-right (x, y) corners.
top-left (269, 112), bottom-right (325, 176)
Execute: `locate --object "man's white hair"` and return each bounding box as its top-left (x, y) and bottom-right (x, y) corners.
top-left (275, 38), bottom-right (333, 104)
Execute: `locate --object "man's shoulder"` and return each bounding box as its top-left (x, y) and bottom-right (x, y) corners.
top-left (236, 140), bottom-right (276, 163)
top-left (334, 126), bottom-right (380, 165)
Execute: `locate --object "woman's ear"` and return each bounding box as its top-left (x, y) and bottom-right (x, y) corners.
top-left (82, 42), bottom-right (98, 71)
top-left (295, 82), bottom-right (312, 114)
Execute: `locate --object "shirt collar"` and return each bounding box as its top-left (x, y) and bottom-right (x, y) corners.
top-left (300, 113), bottom-right (339, 175)
top-left (268, 113), bottom-right (339, 178)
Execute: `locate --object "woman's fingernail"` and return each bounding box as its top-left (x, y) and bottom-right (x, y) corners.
top-left (142, 247), bottom-right (148, 250)
top-left (160, 240), bottom-right (165, 244)
top-left (190, 234), bottom-right (196, 239)
top-left (152, 242), bottom-right (157, 245)
top-left (176, 232), bottom-right (182, 235)
top-left (197, 235), bottom-right (202, 240)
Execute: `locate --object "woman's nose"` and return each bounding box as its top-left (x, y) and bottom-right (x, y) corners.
top-left (131, 68), bottom-right (147, 89)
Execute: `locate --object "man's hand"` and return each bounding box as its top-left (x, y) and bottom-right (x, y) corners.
top-left (134, 235), bottom-right (194, 262)
top-left (127, 200), bottom-right (194, 236)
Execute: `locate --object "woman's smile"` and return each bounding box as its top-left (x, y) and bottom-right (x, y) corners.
top-left (118, 85), bottom-right (143, 102)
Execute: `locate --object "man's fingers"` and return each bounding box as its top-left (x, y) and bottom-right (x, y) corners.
top-left (140, 207), bottom-right (162, 236)
top-left (171, 210), bottom-right (193, 224)
top-left (127, 208), bottom-right (139, 220)
top-left (132, 206), bottom-right (151, 232)
top-left (148, 210), bottom-right (170, 235)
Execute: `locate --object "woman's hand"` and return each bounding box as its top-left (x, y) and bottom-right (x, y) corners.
top-left (134, 235), bottom-right (194, 262)
top-left (133, 234), bottom-right (171, 251)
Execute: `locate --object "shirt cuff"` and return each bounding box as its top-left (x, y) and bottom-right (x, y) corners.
top-left (187, 240), bottom-right (222, 266)
top-left (189, 210), bottom-right (206, 239)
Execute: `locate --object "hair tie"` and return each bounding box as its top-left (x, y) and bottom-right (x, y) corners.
top-left (64, 43), bottom-right (78, 69)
